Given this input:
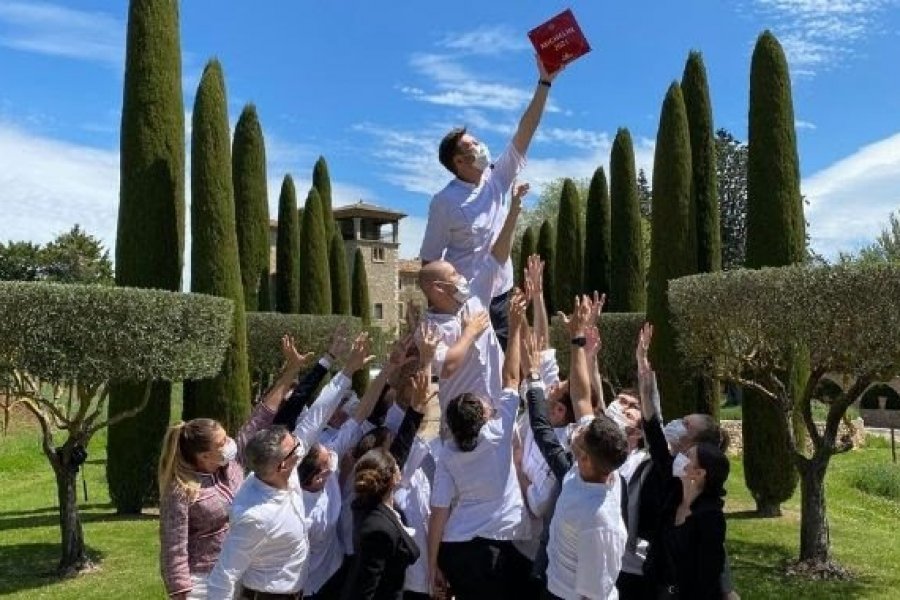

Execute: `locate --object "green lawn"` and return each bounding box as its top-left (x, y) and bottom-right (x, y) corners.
top-left (1, 409), bottom-right (898, 599)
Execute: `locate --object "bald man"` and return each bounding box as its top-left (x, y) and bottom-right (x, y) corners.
top-left (418, 183), bottom-right (527, 412)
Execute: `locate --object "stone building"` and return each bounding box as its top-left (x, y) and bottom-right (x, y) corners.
top-left (268, 200), bottom-right (409, 332)
top-left (398, 258), bottom-right (426, 327)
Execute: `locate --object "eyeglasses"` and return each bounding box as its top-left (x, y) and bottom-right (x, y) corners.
top-left (279, 436), bottom-right (303, 469)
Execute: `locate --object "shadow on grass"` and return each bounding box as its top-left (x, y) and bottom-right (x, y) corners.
top-left (726, 509), bottom-right (766, 520)
top-left (0, 542), bottom-right (106, 596)
top-left (0, 503), bottom-right (113, 518)
top-left (728, 538), bottom-right (878, 600)
top-left (0, 508), bottom-right (156, 533)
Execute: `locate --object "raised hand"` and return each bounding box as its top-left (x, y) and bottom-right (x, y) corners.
top-left (409, 368), bottom-right (437, 414)
top-left (510, 181), bottom-right (529, 216)
top-left (344, 331), bottom-right (375, 375)
top-left (461, 307), bottom-right (490, 339)
top-left (536, 53), bottom-right (565, 82)
top-left (508, 287), bottom-right (527, 330)
top-left (557, 295), bottom-right (592, 337)
top-left (416, 321), bottom-right (441, 366)
top-left (280, 334), bottom-right (314, 372)
top-left (585, 325), bottom-right (602, 361)
top-left (522, 330), bottom-right (544, 378)
top-left (587, 291), bottom-right (606, 324)
top-left (524, 254), bottom-right (544, 303)
top-left (636, 322), bottom-right (653, 374)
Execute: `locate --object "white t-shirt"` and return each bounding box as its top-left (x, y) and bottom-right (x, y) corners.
top-left (426, 252), bottom-right (504, 411)
top-left (431, 388), bottom-right (529, 542)
top-left (546, 470), bottom-right (627, 600)
top-left (420, 142), bottom-right (526, 297)
top-left (395, 436), bottom-right (433, 594)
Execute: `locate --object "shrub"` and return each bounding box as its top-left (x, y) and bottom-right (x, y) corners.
top-left (246, 312), bottom-right (361, 376)
top-left (851, 463), bottom-right (900, 501)
top-left (550, 312), bottom-right (645, 388)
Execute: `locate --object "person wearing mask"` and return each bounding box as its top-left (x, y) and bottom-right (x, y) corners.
top-left (635, 324), bottom-right (734, 600)
top-left (158, 335), bottom-right (312, 599)
top-left (417, 178), bottom-right (527, 414)
top-left (340, 447), bottom-right (420, 600)
top-left (525, 295), bottom-right (628, 600)
top-left (420, 55), bottom-right (564, 351)
top-left (205, 333), bottom-right (374, 600)
top-left (427, 291), bottom-right (532, 599)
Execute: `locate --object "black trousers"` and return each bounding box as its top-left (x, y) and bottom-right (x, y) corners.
top-left (616, 570), bottom-right (655, 600)
top-left (489, 289), bottom-right (511, 352)
top-left (438, 537), bottom-right (520, 600)
top-left (304, 559), bottom-right (347, 600)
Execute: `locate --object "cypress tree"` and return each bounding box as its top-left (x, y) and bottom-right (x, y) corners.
top-left (646, 83), bottom-right (695, 419)
top-left (257, 270), bottom-right (272, 312)
top-left (298, 187), bottom-right (331, 314)
top-left (313, 157), bottom-right (334, 241)
top-left (108, 0), bottom-right (185, 513)
top-left (743, 30), bottom-right (804, 516)
top-left (232, 104), bottom-right (269, 311)
top-left (275, 175), bottom-right (300, 313)
top-left (537, 219), bottom-right (556, 315)
top-left (518, 225), bottom-right (537, 286)
top-left (182, 59), bottom-right (251, 434)
top-left (555, 179), bottom-right (583, 309)
top-left (351, 248), bottom-right (371, 394)
top-left (583, 166), bottom-right (612, 297)
top-left (682, 51), bottom-right (722, 417)
top-left (609, 128), bottom-right (646, 312)
top-left (329, 230), bottom-right (350, 315)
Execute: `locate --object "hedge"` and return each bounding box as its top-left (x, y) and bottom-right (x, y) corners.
top-left (550, 312), bottom-right (645, 388)
top-left (0, 282), bottom-right (233, 384)
top-left (246, 312), bottom-right (361, 375)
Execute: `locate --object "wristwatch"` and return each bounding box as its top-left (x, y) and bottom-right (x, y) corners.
top-left (571, 336), bottom-right (587, 347)
top-left (527, 371), bottom-right (542, 383)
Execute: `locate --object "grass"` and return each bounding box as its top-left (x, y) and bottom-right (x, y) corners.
top-left (1, 411), bottom-right (899, 598)
top-left (719, 400), bottom-right (860, 422)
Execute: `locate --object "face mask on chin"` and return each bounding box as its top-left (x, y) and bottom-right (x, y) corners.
top-left (663, 419), bottom-right (688, 449)
top-left (672, 452), bottom-right (691, 478)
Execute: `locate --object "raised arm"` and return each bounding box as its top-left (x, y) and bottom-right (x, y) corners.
top-left (523, 330), bottom-right (572, 481)
top-left (524, 254), bottom-right (549, 349)
top-left (585, 325), bottom-right (606, 412)
top-left (439, 306), bottom-right (489, 380)
top-left (511, 55), bottom-right (563, 156)
top-left (559, 295), bottom-right (596, 421)
top-left (503, 288), bottom-right (527, 390)
top-left (490, 182), bottom-right (527, 265)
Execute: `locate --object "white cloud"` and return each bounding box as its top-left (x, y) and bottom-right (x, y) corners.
top-left (0, 1), bottom-right (123, 66)
top-left (748, 0), bottom-right (896, 76)
top-left (404, 53), bottom-right (560, 113)
top-left (803, 131), bottom-right (900, 258)
top-left (438, 25), bottom-right (531, 56)
top-left (795, 119), bottom-right (817, 130)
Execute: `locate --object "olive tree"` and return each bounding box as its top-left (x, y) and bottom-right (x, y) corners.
top-left (0, 282), bottom-right (233, 575)
top-left (669, 263), bottom-right (900, 567)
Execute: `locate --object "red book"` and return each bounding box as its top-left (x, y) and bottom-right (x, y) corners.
top-left (528, 9), bottom-right (591, 74)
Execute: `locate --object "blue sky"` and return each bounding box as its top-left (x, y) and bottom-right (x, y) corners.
top-left (0, 0), bottom-right (898, 278)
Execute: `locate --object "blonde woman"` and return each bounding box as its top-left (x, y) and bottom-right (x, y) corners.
top-left (158, 336), bottom-right (311, 599)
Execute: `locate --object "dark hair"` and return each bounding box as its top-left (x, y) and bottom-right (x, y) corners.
top-left (353, 448), bottom-right (397, 509)
top-left (353, 426), bottom-right (392, 460)
top-left (696, 442), bottom-right (730, 498)
top-left (582, 415), bottom-right (628, 474)
top-left (691, 414), bottom-right (730, 452)
top-left (439, 127), bottom-right (467, 175)
top-left (557, 386), bottom-right (601, 425)
top-left (244, 425), bottom-right (290, 476)
top-left (445, 393), bottom-right (485, 452)
top-left (177, 418), bottom-right (219, 464)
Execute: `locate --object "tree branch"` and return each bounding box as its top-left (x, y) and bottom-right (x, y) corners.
top-left (89, 381), bottom-right (151, 436)
top-left (824, 374), bottom-right (872, 453)
top-left (18, 396), bottom-right (59, 470)
top-left (801, 366), bottom-right (827, 450)
top-left (84, 383), bottom-right (110, 431)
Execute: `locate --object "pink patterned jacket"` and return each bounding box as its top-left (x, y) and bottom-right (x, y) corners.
top-left (159, 403), bottom-right (275, 597)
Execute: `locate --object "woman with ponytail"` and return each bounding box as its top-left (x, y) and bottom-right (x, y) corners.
top-left (159, 336), bottom-right (311, 599)
top-left (340, 447), bottom-right (419, 600)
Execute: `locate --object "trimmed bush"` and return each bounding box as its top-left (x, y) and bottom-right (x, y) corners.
top-left (298, 187), bottom-right (331, 315)
top-left (329, 230), bottom-right (351, 315)
top-left (850, 463), bottom-right (900, 501)
top-left (583, 166), bottom-right (612, 297)
top-left (276, 175), bottom-right (301, 313)
top-left (0, 282), bottom-right (232, 383)
top-left (313, 157), bottom-right (334, 241)
top-left (538, 219), bottom-right (556, 315)
top-left (555, 178), bottom-right (584, 307)
top-left (550, 312), bottom-right (645, 388)
top-left (351, 248), bottom-right (371, 394)
top-left (609, 128), bottom-right (645, 312)
top-left (245, 312), bottom-right (361, 376)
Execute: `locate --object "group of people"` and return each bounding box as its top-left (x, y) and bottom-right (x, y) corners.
top-left (157, 55), bottom-right (735, 600)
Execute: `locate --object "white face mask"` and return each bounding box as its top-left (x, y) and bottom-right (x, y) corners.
top-left (452, 276), bottom-right (471, 304)
top-left (471, 143), bottom-right (491, 171)
top-left (219, 437), bottom-right (238, 466)
top-left (605, 403), bottom-right (629, 434)
top-left (672, 452), bottom-right (691, 478)
top-left (663, 419), bottom-right (688, 448)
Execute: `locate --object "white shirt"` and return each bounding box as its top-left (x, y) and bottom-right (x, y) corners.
top-left (395, 437), bottom-right (432, 594)
top-left (420, 143), bottom-right (525, 297)
top-left (426, 252), bottom-right (504, 411)
top-left (618, 449), bottom-right (650, 576)
top-left (546, 469), bottom-right (626, 600)
top-left (206, 373), bottom-right (352, 599)
top-left (302, 419), bottom-right (359, 594)
top-left (431, 388), bottom-right (529, 542)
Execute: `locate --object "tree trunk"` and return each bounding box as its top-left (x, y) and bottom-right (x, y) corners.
top-left (754, 498), bottom-right (782, 517)
top-left (798, 455), bottom-right (830, 562)
top-left (55, 461), bottom-right (89, 576)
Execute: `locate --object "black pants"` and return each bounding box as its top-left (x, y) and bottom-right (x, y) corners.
top-left (403, 593), bottom-right (430, 600)
top-left (616, 570), bottom-right (655, 600)
top-left (304, 559), bottom-right (347, 600)
top-left (490, 289), bottom-right (510, 352)
top-left (438, 537), bottom-right (519, 600)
